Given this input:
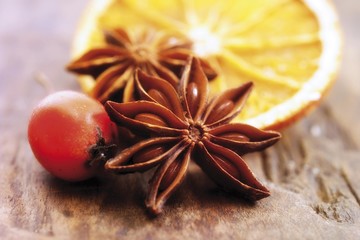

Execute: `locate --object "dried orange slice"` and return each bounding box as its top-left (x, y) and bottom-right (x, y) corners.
top-left (70, 0), bottom-right (341, 130)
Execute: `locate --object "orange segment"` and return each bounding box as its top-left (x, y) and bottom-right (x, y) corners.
top-left (71, 0), bottom-right (342, 130)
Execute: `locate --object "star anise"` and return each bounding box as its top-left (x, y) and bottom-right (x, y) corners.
top-left (66, 28), bottom-right (217, 103)
top-left (105, 57), bottom-right (281, 215)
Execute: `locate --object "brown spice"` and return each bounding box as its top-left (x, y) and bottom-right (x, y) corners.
top-left (105, 57), bottom-right (281, 215)
top-left (66, 28), bottom-right (217, 103)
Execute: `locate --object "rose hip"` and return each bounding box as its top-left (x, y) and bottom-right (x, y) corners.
top-left (28, 91), bottom-right (117, 181)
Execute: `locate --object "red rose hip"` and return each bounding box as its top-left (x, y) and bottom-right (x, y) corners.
top-left (28, 91), bottom-right (116, 181)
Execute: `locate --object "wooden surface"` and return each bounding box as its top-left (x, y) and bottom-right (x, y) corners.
top-left (1, 0), bottom-right (360, 239)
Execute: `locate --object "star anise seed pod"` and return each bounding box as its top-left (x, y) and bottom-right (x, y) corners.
top-left (67, 28), bottom-right (217, 103)
top-left (105, 57), bottom-right (281, 215)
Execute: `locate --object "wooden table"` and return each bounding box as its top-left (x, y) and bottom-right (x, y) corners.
top-left (1, 0), bottom-right (359, 239)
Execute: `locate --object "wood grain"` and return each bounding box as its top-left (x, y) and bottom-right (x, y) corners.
top-left (0, 0), bottom-right (359, 239)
